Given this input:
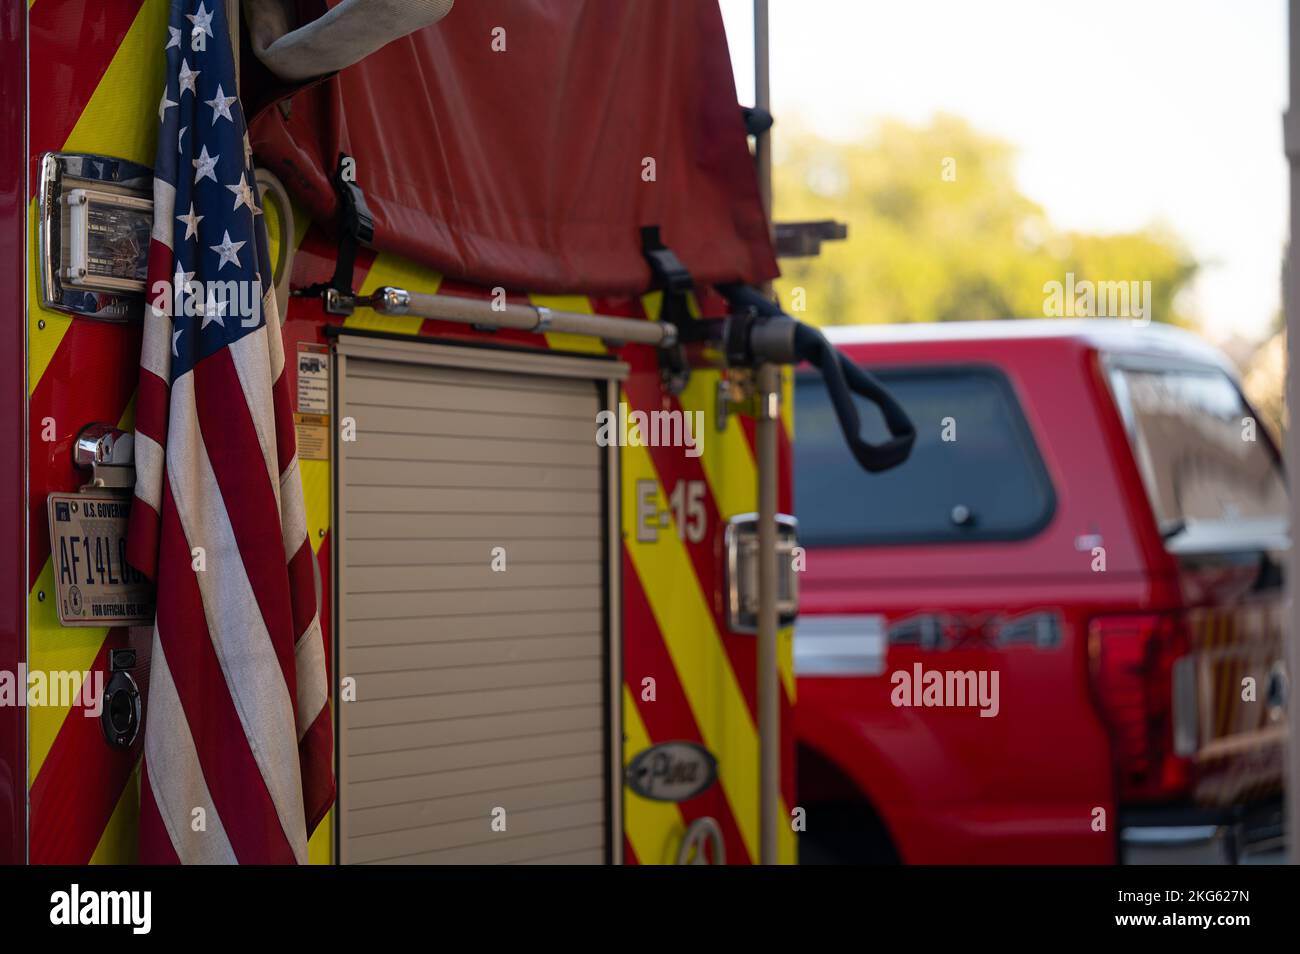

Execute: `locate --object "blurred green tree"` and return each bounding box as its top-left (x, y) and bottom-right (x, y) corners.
top-left (772, 114), bottom-right (1198, 326)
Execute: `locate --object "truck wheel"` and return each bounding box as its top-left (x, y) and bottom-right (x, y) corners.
top-left (799, 802), bottom-right (900, 865)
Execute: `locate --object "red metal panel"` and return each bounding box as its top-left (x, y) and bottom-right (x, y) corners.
top-left (249, 0), bottom-right (776, 296)
top-left (0, 0), bottom-right (27, 865)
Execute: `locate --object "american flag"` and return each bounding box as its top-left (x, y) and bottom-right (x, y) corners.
top-left (127, 0), bottom-right (334, 864)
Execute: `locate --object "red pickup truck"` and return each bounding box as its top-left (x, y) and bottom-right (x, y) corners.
top-left (794, 320), bottom-right (1288, 864)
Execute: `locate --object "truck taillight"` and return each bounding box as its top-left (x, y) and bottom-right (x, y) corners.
top-left (1087, 613), bottom-right (1193, 802)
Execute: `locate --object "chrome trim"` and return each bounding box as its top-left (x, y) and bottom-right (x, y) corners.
top-left (73, 424), bottom-right (135, 490)
top-left (73, 424), bottom-right (134, 470)
top-left (374, 285), bottom-right (411, 315)
top-left (1121, 825), bottom-right (1222, 846)
top-left (658, 321), bottom-right (678, 349)
top-left (38, 152), bottom-right (153, 321)
top-left (794, 614), bottom-right (887, 676)
top-left (725, 511), bottom-right (798, 634)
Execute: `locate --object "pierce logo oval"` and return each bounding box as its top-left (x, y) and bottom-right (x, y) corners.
top-left (625, 741), bottom-right (718, 802)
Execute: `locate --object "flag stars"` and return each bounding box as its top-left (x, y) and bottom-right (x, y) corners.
top-left (158, 90), bottom-right (177, 125)
top-left (178, 59), bottom-right (200, 96)
top-left (206, 84), bottom-right (236, 125)
top-left (210, 230), bottom-right (246, 271)
top-left (193, 145), bottom-right (219, 184)
top-left (227, 173), bottom-right (261, 215)
top-left (172, 326), bottom-right (184, 357)
top-left (177, 203), bottom-right (204, 241)
top-left (200, 289), bottom-right (228, 329)
top-left (172, 263), bottom-right (195, 317)
top-left (187, 2), bottom-right (215, 39)
top-left (178, 125), bottom-right (188, 155)
top-left (166, 26), bottom-right (182, 50)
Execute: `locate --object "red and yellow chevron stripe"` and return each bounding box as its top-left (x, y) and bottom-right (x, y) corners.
top-left (25, 0), bottom-right (796, 866)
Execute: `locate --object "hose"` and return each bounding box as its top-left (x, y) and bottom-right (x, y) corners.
top-left (254, 166), bottom-right (296, 320)
top-left (792, 322), bottom-right (915, 472)
top-left (717, 283), bottom-right (916, 473)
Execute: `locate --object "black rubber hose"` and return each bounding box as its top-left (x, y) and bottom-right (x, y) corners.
top-left (791, 322), bottom-right (915, 473)
top-left (716, 283), bottom-right (916, 473)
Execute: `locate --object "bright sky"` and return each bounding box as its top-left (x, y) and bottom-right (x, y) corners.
top-left (720, 0), bottom-right (1288, 343)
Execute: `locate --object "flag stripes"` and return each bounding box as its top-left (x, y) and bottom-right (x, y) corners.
top-left (125, 0), bottom-right (333, 864)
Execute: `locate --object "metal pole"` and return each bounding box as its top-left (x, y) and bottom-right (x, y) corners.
top-left (368, 286), bottom-right (675, 347)
top-left (226, 0), bottom-right (240, 90)
top-left (754, 0), bottom-right (772, 223)
top-left (756, 363), bottom-right (781, 866)
top-left (1284, 0), bottom-right (1300, 866)
top-left (753, 0), bottom-right (780, 867)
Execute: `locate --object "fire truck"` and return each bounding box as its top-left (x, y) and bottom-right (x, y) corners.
top-left (0, 0), bottom-right (912, 864)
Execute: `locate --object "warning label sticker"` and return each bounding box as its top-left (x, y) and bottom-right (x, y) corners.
top-left (296, 344), bottom-right (330, 460)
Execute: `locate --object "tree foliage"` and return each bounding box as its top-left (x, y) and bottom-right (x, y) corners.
top-left (772, 115), bottom-right (1198, 327)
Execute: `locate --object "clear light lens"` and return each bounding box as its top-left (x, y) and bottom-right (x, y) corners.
top-left (84, 201), bottom-right (150, 284)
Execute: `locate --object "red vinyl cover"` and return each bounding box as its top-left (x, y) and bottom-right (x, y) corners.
top-left (248, 0), bottom-right (778, 295)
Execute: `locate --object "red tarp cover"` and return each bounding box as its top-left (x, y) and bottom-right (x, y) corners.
top-left (249, 0), bottom-right (778, 295)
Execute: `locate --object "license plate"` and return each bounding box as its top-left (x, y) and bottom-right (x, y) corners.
top-left (46, 490), bottom-right (155, 626)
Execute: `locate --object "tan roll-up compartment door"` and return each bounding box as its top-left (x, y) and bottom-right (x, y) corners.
top-left (333, 335), bottom-right (625, 864)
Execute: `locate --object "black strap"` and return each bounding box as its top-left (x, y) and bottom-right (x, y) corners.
top-left (641, 226), bottom-right (696, 392)
top-left (327, 152), bottom-right (373, 294)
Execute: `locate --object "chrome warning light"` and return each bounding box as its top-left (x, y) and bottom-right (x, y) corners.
top-left (38, 152), bottom-right (154, 321)
top-left (725, 512), bottom-right (799, 634)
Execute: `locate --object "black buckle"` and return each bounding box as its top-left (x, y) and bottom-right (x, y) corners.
top-left (641, 226), bottom-right (695, 394)
top-left (296, 153), bottom-right (374, 315)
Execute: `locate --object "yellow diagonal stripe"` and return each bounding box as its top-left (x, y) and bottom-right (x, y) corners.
top-left (27, 202), bottom-right (75, 396)
top-left (300, 458), bottom-right (331, 556)
top-left (62, 0), bottom-right (168, 166)
top-left (308, 808), bottom-right (333, 865)
top-left (621, 423), bottom-right (762, 862)
top-left (90, 761), bottom-right (140, 864)
top-left (529, 294), bottom-right (608, 354)
top-left (674, 368), bottom-right (794, 703)
top-left (677, 367), bottom-right (757, 520)
top-left (27, 560), bottom-right (110, 787)
top-left (350, 253), bottom-right (444, 335)
top-left (622, 685), bottom-right (686, 864)
top-left (29, 0), bottom-right (169, 394)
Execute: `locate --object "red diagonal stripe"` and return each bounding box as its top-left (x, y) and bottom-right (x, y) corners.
top-left (620, 344), bottom-right (759, 721)
top-left (28, 319), bottom-right (142, 589)
top-left (622, 548), bottom-right (752, 865)
top-left (28, 632), bottom-right (137, 863)
top-left (28, 0), bottom-right (146, 186)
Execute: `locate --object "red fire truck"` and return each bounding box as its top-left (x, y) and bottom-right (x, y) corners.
top-left (0, 0), bottom-right (911, 864)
